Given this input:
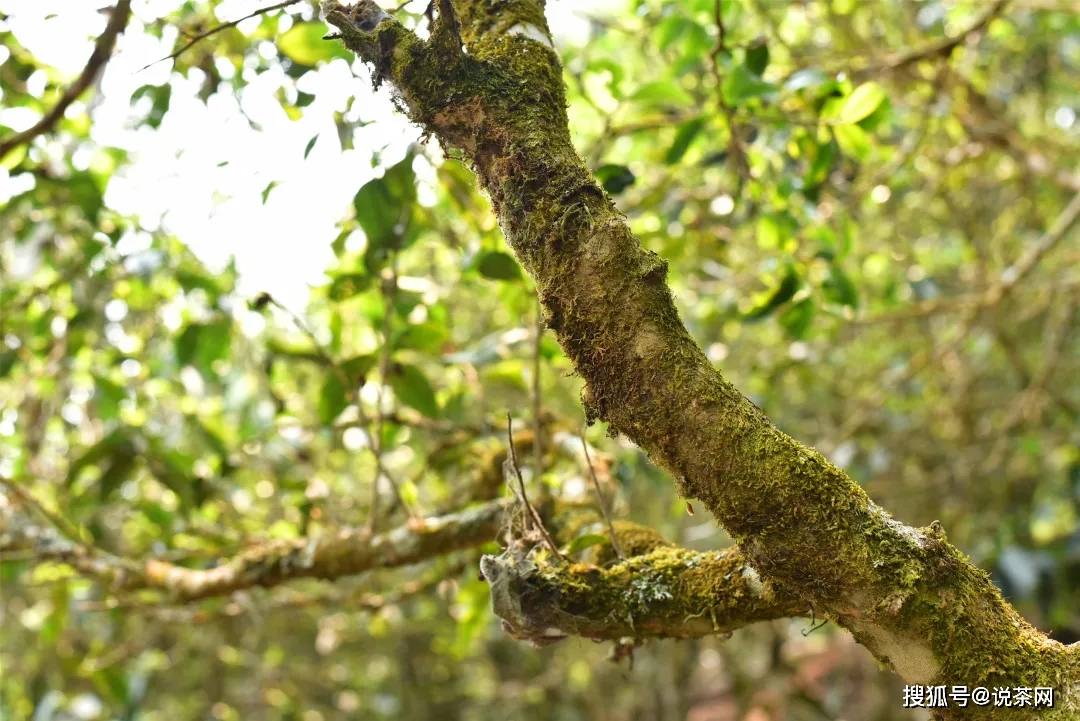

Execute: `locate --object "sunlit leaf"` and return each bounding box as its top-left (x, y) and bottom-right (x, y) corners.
top-left (278, 22), bottom-right (351, 66)
top-left (722, 63), bottom-right (776, 105)
top-left (836, 82), bottom-right (886, 125)
top-left (665, 116), bottom-right (706, 164)
top-left (745, 267), bottom-right (800, 321)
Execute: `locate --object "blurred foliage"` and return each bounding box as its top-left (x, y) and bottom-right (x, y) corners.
top-left (1, 0), bottom-right (1078, 720)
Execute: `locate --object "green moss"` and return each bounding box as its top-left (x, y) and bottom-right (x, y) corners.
top-left (329, 2), bottom-right (1080, 709)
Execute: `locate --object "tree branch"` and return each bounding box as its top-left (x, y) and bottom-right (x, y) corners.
top-left (845, 0), bottom-right (1009, 78)
top-left (482, 527), bottom-right (806, 644)
top-left (0, 0), bottom-right (133, 162)
top-left (1, 495), bottom-right (509, 602)
top-left (325, 1), bottom-right (1080, 712)
top-left (141, 0), bottom-right (303, 72)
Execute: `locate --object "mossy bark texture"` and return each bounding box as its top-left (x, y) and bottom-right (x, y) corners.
top-left (326, 1), bottom-right (1079, 716)
top-left (481, 522), bottom-right (806, 644)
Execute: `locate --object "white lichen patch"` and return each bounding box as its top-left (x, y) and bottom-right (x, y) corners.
top-left (632, 324), bottom-right (664, 360)
top-left (740, 565), bottom-right (764, 595)
top-left (851, 620), bottom-right (939, 685)
top-left (507, 23), bottom-right (554, 49)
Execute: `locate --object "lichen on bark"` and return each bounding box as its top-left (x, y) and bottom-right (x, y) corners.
top-left (480, 523), bottom-right (806, 644)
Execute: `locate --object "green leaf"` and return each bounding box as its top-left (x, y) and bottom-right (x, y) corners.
top-left (656, 16), bottom-right (694, 51)
top-left (631, 80), bottom-right (693, 108)
top-left (804, 138), bottom-right (837, 187)
top-left (303, 134), bottom-right (318, 159)
top-left (145, 438), bottom-right (198, 509)
top-left (745, 268), bottom-right (800, 321)
top-left (327, 272), bottom-right (372, 300)
top-left (665, 116), bottom-right (706, 164)
top-left (260, 181), bottom-right (278, 204)
top-left (176, 269), bottom-right (224, 298)
top-left (176, 320), bottom-right (232, 372)
top-left (450, 579), bottom-right (490, 657)
top-left (93, 375), bottom-right (125, 421)
top-left (0, 350), bottom-right (15, 379)
top-left (823, 264), bottom-right (859, 308)
top-left (779, 299), bottom-right (815, 339)
top-left (395, 322), bottom-right (448, 353)
top-left (836, 82), bottom-right (886, 125)
top-left (833, 123), bottom-right (871, 161)
top-left (341, 354), bottom-right (376, 387)
top-left (67, 430), bottom-right (135, 488)
top-left (66, 171), bottom-right (104, 223)
top-left (278, 22), bottom-right (351, 66)
top-left (565, 533), bottom-right (609, 555)
top-left (318, 374), bottom-right (348, 425)
top-left (755, 213), bottom-right (784, 250)
top-left (595, 164), bottom-right (635, 194)
top-left (98, 454), bottom-right (137, 501)
top-left (353, 153), bottom-right (417, 271)
top-left (722, 63), bottom-right (776, 105)
top-left (40, 583), bottom-right (70, 645)
top-left (138, 501), bottom-right (174, 530)
top-left (130, 83), bottom-right (172, 129)
top-left (388, 364), bottom-right (439, 418)
top-left (745, 40), bottom-right (769, 76)
top-left (475, 251), bottom-right (521, 281)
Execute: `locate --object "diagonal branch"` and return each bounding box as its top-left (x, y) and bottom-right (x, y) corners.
top-left (325, 1), bottom-right (1080, 711)
top-left (141, 0), bottom-right (303, 72)
top-left (0, 0), bottom-right (133, 162)
top-left (852, 0), bottom-right (1009, 77)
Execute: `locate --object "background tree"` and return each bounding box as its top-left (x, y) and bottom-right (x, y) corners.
top-left (1, 1), bottom-right (1077, 720)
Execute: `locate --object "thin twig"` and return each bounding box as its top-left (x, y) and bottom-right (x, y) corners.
top-left (710, 0), bottom-right (749, 197)
top-left (266, 295), bottom-right (353, 397)
top-left (870, 0), bottom-right (1009, 75)
top-left (506, 414), bottom-right (562, 560)
top-left (0, 0), bottom-right (133, 162)
top-left (140, 0), bottom-right (303, 72)
top-left (984, 192), bottom-right (1080, 305)
top-left (580, 433), bottom-right (624, 560)
top-left (0, 477), bottom-right (85, 545)
top-left (369, 256), bottom-right (417, 532)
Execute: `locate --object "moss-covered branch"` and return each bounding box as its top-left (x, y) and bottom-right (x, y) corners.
top-left (482, 524), bottom-right (807, 644)
top-left (326, 2), bottom-right (1080, 715)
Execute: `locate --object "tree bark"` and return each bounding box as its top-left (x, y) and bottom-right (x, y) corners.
top-left (325, 1), bottom-right (1079, 716)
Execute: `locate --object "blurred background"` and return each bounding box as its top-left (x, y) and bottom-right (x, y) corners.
top-left (1, 0), bottom-right (1077, 719)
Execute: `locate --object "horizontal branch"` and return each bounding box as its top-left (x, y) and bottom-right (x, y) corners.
top-left (1, 495), bottom-right (509, 602)
top-left (482, 525), bottom-right (807, 644)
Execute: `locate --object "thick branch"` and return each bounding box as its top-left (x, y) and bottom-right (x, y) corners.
top-left (326, 2), bottom-right (1080, 714)
top-left (482, 525), bottom-right (806, 644)
top-left (0, 0), bottom-right (133, 162)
